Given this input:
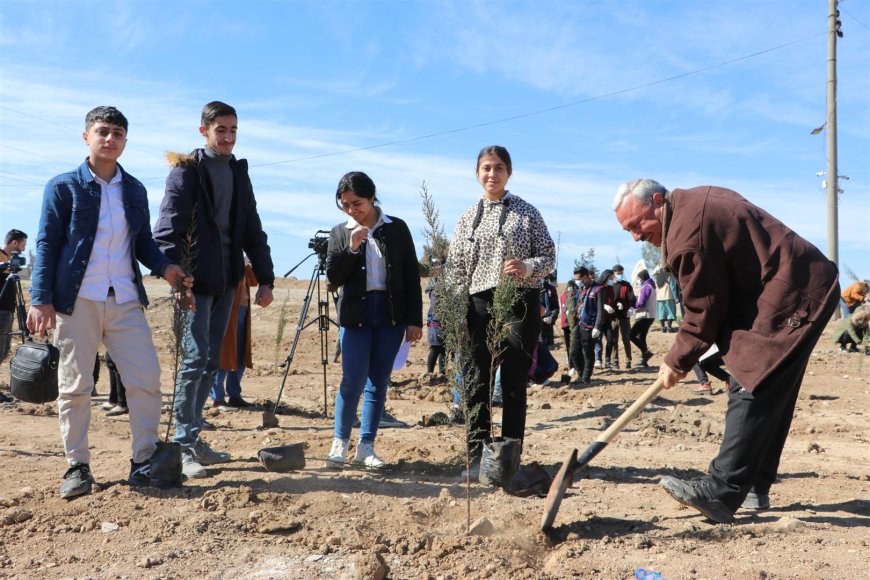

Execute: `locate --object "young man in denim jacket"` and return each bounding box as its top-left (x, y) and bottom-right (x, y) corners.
top-left (28, 106), bottom-right (192, 499)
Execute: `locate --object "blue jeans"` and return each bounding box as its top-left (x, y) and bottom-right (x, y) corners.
top-left (173, 286), bottom-right (235, 447)
top-left (334, 292), bottom-right (405, 444)
top-left (210, 304), bottom-right (248, 402)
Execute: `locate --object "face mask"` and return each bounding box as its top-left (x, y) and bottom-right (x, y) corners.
top-left (607, 278), bottom-right (616, 286)
top-left (615, 274), bottom-right (624, 282)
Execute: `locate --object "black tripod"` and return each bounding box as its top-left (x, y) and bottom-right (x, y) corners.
top-left (270, 250), bottom-right (340, 419)
top-left (0, 266), bottom-right (29, 353)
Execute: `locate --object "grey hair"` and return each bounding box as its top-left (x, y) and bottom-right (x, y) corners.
top-left (612, 178), bottom-right (668, 211)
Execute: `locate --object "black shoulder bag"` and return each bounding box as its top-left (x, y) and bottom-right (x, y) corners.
top-left (10, 335), bottom-right (60, 404)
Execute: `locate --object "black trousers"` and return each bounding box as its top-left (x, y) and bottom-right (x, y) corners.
top-left (466, 288), bottom-right (540, 457)
top-left (630, 317), bottom-right (654, 356)
top-left (612, 317), bottom-right (632, 363)
top-left (427, 345), bottom-right (446, 374)
top-left (705, 293), bottom-right (838, 511)
top-left (561, 326), bottom-right (572, 367)
top-left (569, 327), bottom-right (596, 382)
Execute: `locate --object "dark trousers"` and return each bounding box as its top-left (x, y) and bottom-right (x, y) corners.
top-left (570, 327), bottom-right (596, 382)
top-left (705, 294), bottom-right (837, 511)
top-left (630, 317), bottom-right (654, 356)
top-left (466, 288), bottom-right (540, 457)
top-left (106, 353), bottom-right (127, 407)
top-left (561, 326), bottom-right (572, 367)
top-left (613, 317), bottom-right (632, 363)
top-left (427, 345), bottom-right (446, 374)
top-left (541, 322), bottom-right (555, 346)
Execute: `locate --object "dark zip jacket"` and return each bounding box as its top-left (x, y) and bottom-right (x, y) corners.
top-left (326, 216), bottom-right (423, 329)
top-left (152, 149), bottom-right (274, 296)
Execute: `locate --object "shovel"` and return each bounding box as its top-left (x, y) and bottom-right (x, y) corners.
top-left (540, 377), bottom-right (666, 531)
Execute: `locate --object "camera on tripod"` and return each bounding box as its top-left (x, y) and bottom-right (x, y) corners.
top-left (308, 231), bottom-right (330, 257)
top-left (0, 252), bottom-right (25, 273)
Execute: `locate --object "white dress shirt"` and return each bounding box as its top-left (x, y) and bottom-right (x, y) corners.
top-left (77, 166), bottom-right (138, 304)
top-left (346, 208), bottom-right (392, 291)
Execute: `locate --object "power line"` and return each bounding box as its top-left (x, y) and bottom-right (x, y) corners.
top-left (251, 32), bottom-right (824, 169)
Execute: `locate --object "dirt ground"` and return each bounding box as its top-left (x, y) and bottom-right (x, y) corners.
top-left (1, 277), bottom-right (868, 579)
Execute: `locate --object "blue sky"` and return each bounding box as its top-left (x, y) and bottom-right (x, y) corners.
top-left (2, 0), bottom-right (868, 283)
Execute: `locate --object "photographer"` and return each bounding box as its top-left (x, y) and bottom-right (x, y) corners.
top-left (0, 229), bottom-right (27, 365)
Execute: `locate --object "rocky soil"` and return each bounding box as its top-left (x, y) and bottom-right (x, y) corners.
top-left (1, 278), bottom-right (867, 579)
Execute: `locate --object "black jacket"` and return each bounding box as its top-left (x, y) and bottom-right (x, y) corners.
top-left (152, 149), bottom-right (274, 296)
top-left (326, 216), bottom-right (422, 329)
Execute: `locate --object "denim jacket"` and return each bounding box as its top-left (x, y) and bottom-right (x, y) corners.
top-left (30, 160), bottom-right (171, 314)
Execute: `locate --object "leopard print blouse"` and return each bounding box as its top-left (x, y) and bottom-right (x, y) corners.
top-left (448, 191), bottom-right (555, 295)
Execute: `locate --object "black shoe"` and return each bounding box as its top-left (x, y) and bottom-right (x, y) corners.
top-left (641, 351), bottom-right (654, 366)
top-left (128, 459), bottom-right (151, 487)
top-left (227, 397), bottom-right (254, 408)
top-left (625, 361), bottom-right (632, 369)
top-left (659, 476), bottom-right (735, 524)
top-left (60, 463), bottom-right (94, 499)
top-left (741, 490), bottom-right (770, 510)
top-left (0, 392), bottom-right (12, 403)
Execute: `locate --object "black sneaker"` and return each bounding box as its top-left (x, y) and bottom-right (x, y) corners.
top-left (128, 459), bottom-right (151, 487)
top-left (741, 490), bottom-right (770, 510)
top-left (379, 411), bottom-right (409, 428)
top-left (227, 397), bottom-right (254, 408)
top-left (60, 463), bottom-right (94, 499)
top-left (641, 351), bottom-right (654, 366)
top-left (0, 392), bottom-right (12, 403)
top-left (659, 476), bottom-right (735, 524)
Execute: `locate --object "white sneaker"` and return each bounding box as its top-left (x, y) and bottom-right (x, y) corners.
top-left (352, 441), bottom-right (385, 469)
top-left (594, 360), bottom-right (603, 369)
top-left (568, 368), bottom-right (577, 379)
top-left (181, 448), bottom-right (207, 479)
top-left (325, 438), bottom-right (349, 469)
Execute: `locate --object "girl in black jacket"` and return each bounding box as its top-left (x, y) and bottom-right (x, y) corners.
top-left (324, 172), bottom-right (422, 469)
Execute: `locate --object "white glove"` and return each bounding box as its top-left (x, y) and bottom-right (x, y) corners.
top-left (628, 307), bottom-right (636, 317)
top-left (604, 304), bottom-right (615, 314)
top-left (591, 328), bottom-right (601, 339)
top-left (617, 303), bottom-right (624, 311)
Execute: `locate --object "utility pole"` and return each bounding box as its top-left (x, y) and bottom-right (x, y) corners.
top-left (826, 0), bottom-right (841, 268)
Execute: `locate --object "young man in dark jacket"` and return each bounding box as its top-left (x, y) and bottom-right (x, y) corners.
top-left (153, 101), bottom-right (275, 480)
top-left (614, 178), bottom-right (839, 524)
top-left (610, 264), bottom-right (636, 369)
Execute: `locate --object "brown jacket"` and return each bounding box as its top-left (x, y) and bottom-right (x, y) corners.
top-left (219, 264), bottom-right (258, 371)
top-left (663, 186), bottom-right (839, 392)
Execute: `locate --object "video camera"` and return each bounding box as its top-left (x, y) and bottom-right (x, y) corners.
top-left (0, 252), bottom-right (25, 273)
top-left (309, 230), bottom-right (330, 257)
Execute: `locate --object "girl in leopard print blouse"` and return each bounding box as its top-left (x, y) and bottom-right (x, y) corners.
top-left (447, 145), bottom-right (555, 466)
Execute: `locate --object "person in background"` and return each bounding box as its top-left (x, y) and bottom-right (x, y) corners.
top-left (559, 279), bottom-right (577, 374)
top-left (832, 304), bottom-right (869, 353)
top-left (629, 269), bottom-right (656, 367)
top-left (610, 264), bottom-right (636, 369)
top-left (425, 272), bottom-right (446, 377)
top-left (596, 269), bottom-right (618, 370)
top-left (447, 145), bottom-right (555, 469)
top-left (540, 273), bottom-right (560, 348)
top-left (841, 280), bottom-right (869, 315)
top-left (614, 178), bottom-right (838, 523)
top-left (0, 229), bottom-right (27, 368)
top-left (211, 259), bottom-right (257, 410)
top-left (324, 171), bottom-right (422, 469)
top-left (570, 267), bottom-right (599, 386)
top-left (103, 353), bottom-right (129, 416)
top-left (653, 266), bottom-right (677, 332)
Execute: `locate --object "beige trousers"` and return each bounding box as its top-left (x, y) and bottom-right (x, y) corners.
top-left (56, 296), bottom-right (162, 465)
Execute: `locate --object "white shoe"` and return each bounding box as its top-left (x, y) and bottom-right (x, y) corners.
top-left (594, 360), bottom-right (603, 369)
top-left (325, 438), bottom-right (349, 469)
top-left (181, 448), bottom-right (207, 479)
top-left (352, 441), bottom-right (385, 469)
top-left (568, 368), bottom-right (577, 379)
